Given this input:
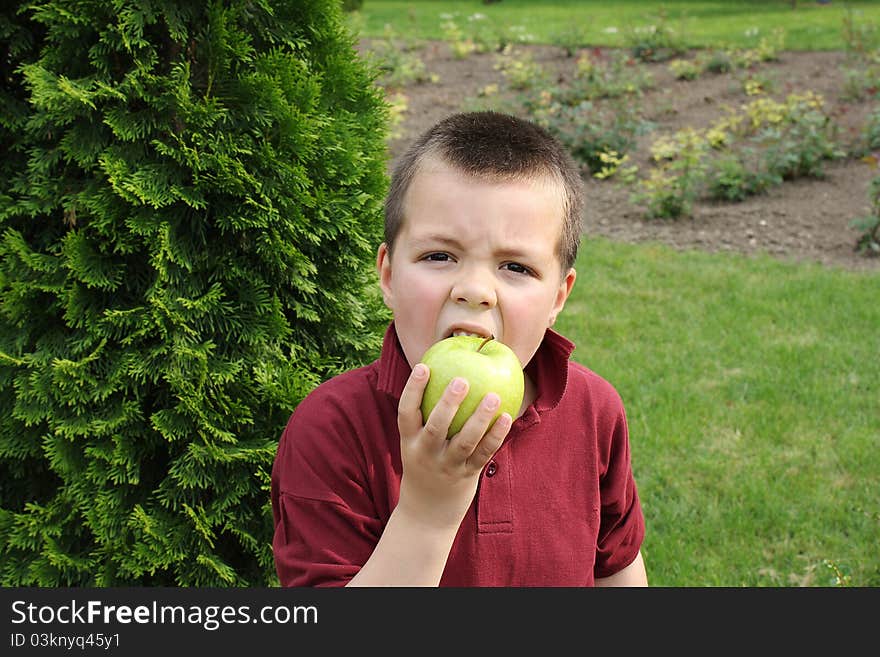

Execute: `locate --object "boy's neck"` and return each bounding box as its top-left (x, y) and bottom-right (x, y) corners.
top-left (519, 372), bottom-right (537, 418)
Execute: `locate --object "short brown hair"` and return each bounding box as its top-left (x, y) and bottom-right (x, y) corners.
top-left (384, 111), bottom-right (584, 272)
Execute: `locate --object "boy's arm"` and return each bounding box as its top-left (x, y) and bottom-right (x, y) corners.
top-left (595, 550), bottom-right (648, 587)
top-left (347, 363), bottom-right (511, 586)
top-left (345, 499), bottom-right (460, 586)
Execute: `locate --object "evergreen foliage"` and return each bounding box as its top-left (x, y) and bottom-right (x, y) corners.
top-left (0, 0), bottom-right (390, 585)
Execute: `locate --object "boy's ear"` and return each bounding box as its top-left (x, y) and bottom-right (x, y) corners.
top-left (549, 267), bottom-right (577, 327)
top-left (376, 242), bottom-right (393, 308)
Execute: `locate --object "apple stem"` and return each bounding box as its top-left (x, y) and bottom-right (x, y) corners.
top-left (477, 335), bottom-right (494, 352)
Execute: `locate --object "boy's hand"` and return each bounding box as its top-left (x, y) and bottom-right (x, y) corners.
top-left (395, 363), bottom-right (512, 532)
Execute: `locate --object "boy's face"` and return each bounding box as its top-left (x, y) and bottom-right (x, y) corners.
top-left (376, 157), bottom-right (576, 371)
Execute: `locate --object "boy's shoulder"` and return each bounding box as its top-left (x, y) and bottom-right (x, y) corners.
top-left (526, 329), bottom-right (625, 415)
top-left (565, 359), bottom-right (625, 409)
top-left (286, 324), bottom-right (410, 437)
top-left (567, 358), bottom-right (615, 387)
top-left (279, 359), bottom-right (396, 460)
top-left (295, 359), bottom-right (383, 412)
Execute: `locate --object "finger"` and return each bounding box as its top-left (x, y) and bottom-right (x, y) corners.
top-left (467, 412), bottom-right (512, 473)
top-left (448, 392), bottom-right (502, 458)
top-left (397, 363), bottom-right (431, 438)
top-left (422, 377), bottom-right (469, 442)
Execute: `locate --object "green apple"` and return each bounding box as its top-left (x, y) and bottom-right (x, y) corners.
top-left (420, 335), bottom-right (524, 439)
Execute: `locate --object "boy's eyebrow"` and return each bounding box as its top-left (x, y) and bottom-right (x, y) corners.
top-left (410, 233), bottom-right (541, 260)
top-left (409, 234), bottom-right (464, 250)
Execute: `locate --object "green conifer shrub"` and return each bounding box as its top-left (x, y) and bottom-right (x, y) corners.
top-left (0, 0), bottom-right (390, 586)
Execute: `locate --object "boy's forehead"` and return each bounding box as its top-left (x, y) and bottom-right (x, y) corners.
top-left (407, 154), bottom-right (566, 202)
top-left (399, 158), bottom-right (568, 263)
top-left (404, 155), bottom-right (566, 216)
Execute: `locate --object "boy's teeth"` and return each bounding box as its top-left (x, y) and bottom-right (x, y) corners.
top-left (452, 330), bottom-right (483, 337)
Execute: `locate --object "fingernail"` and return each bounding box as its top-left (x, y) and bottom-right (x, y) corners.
top-left (413, 364), bottom-right (427, 379)
top-left (484, 393), bottom-right (500, 411)
top-left (451, 378), bottom-right (467, 393)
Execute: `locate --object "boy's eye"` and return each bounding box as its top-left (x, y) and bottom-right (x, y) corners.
top-left (424, 252), bottom-right (451, 262)
top-left (503, 262), bottom-right (533, 276)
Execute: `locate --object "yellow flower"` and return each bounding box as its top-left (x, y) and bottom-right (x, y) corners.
top-left (743, 97), bottom-right (785, 129)
top-left (651, 136), bottom-right (679, 161)
top-left (576, 52), bottom-right (594, 78)
top-left (594, 151), bottom-right (637, 181)
top-left (705, 126), bottom-right (729, 149)
top-left (744, 79), bottom-right (763, 96)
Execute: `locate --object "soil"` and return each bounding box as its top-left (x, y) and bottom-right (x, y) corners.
top-left (365, 39), bottom-right (880, 272)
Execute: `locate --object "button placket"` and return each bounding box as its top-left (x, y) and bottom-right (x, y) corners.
top-left (476, 454), bottom-right (512, 533)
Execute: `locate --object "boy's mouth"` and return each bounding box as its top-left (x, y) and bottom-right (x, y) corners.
top-left (445, 325), bottom-right (493, 339)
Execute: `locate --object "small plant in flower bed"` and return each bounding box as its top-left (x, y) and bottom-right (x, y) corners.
top-left (471, 17), bottom-right (524, 54)
top-left (840, 51), bottom-right (880, 102)
top-left (723, 27), bottom-right (787, 70)
top-left (386, 91), bottom-right (409, 142)
top-left (440, 13), bottom-right (527, 58)
top-left (704, 151), bottom-right (776, 202)
top-left (441, 17), bottom-right (477, 59)
top-left (741, 72), bottom-right (778, 97)
top-left (592, 129), bottom-right (708, 220)
top-left (593, 150), bottom-right (638, 183)
top-left (842, 6), bottom-right (880, 60)
top-left (750, 27), bottom-right (786, 64)
top-left (668, 57), bottom-right (703, 81)
top-left (600, 90), bottom-right (844, 220)
top-left (703, 50), bottom-right (734, 75)
top-left (493, 47), bottom-right (548, 92)
top-left (444, 12), bottom-right (519, 55)
top-left (751, 93), bottom-right (844, 181)
top-left (379, 52), bottom-right (437, 89)
top-left (366, 26), bottom-right (436, 89)
top-left (460, 85), bottom-right (644, 176)
top-left (701, 92), bottom-right (841, 195)
top-left (838, 14), bottom-right (880, 102)
top-left (624, 9), bottom-right (687, 63)
top-left (632, 169), bottom-right (695, 220)
top-left (527, 93), bottom-right (645, 175)
top-left (631, 128), bottom-right (710, 220)
top-left (683, 28), bottom-right (787, 83)
top-left (665, 29), bottom-right (785, 84)
top-left (851, 174), bottom-right (880, 256)
top-left (862, 106), bottom-right (880, 153)
top-left (552, 24), bottom-right (592, 58)
top-left (559, 48), bottom-right (654, 102)
top-left (593, 128), bottom-right (710, 219)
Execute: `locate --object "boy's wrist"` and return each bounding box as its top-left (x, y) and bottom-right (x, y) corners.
top-left (347, 505), bottom-right (458, 586)
top-left (391, 495), bottom-right (467, 539)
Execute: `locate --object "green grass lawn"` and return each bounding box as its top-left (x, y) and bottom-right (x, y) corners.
top-left (352, 0), bottom-right (880, 51)
top-left (554, 238), bottom-right (879, 586)
top-left (358, 0), bottom-right (880, 587)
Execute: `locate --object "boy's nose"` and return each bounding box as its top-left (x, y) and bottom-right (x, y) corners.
top-left (450, 272), bottom-right (497, 308)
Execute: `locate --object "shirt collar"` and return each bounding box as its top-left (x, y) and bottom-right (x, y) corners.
top-left (376, 322), bottom-right (574, 412)
top-left (376, 322), bottom-right (412, 398)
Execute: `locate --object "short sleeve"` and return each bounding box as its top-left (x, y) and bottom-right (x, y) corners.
top-left (270, 385), bottom-right (391, 587)
top-left (593, 402), bottom-right (645, 578)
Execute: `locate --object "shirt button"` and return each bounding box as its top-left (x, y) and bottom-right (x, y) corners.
top-left (486, 461), bottom-right (498, 477)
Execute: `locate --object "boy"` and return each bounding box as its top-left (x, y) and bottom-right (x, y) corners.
top-left (271, 111), bottom-right (647, 586)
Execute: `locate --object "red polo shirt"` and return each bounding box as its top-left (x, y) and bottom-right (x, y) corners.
top-left (271, 323), bottom-right (644, 586)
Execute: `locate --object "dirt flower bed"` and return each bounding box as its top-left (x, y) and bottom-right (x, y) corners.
top-left (367, 39), bottom-right (880, 272)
